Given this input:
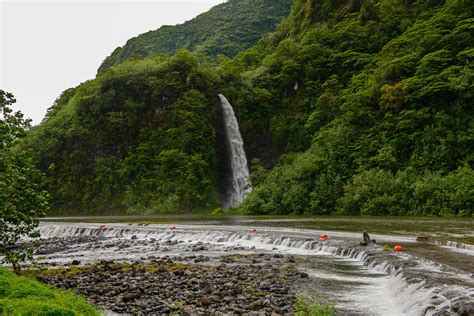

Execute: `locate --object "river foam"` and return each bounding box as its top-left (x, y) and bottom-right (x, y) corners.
top-left (36, 223), bottom-right (473, 315)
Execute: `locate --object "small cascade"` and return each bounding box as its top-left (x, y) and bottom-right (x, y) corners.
top-left (37, 223), bottom-right (474, 315)
top-left (217, 94), bottom-right (252, 207)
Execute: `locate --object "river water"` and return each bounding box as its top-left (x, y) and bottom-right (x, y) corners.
top-left (36, 222), bottom-right (474, 315)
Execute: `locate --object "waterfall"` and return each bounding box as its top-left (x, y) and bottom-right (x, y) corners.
top-left (218, 94), bottom-right (252, 208)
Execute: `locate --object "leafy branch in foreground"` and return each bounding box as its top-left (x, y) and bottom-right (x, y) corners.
top-left (0, 90), bottom-right (49, 273)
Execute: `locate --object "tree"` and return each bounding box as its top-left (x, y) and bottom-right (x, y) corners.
top-left (0, 90), bottom-right (49, 273)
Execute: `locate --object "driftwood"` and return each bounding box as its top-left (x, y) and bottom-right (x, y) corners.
top-left (360, 231), bottom-right (376, 246)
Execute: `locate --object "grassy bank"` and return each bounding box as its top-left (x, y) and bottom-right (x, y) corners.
top-left (0, 268), bottom-right (99, 315)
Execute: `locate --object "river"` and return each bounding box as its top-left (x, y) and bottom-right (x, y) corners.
top-left (34, 218), bottom-right (474, 315)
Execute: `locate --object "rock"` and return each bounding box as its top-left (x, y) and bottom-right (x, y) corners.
top-left (121, 292), bottom-right (139, 303)
top-left (192, 245), bottom-right (208, 252)
top-left (183, 306), bottom-right (197, 314)
top-left (300, 272), bottom-right (309, 278)
top-left (452, 300), bottom-right (474, 316)
top-left (248, 300), bottom-right (262, 310)
top-left (416, 236), bottom-right (430, 242)
top-left (200, 296), bottom-right (214, 306)
top-left (71, 260), bottom-right (81, 265)
top-left (35, 256), bottom-right (302, 315)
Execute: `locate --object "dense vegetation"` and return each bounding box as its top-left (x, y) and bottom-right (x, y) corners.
top-left (0, 268), bottom-right (99, 315)
top-left (98, 0), bottom-right (292, 72)
top-left (0, 91), bottom-right (49, 271)
top-left (236, 0), bottom-right (474, 216)
top-left (28, 52), bottom-right (220, 215)
top-left (26, 0), bottom-right (473, 216)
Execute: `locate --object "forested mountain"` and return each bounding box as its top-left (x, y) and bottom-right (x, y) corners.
top-left (26, 0), bottom-right (473, 216)
top-left (98, 0), bottom-right (292, 72)
top-left (27, 52), bottom-right (220, 215)
top-left (234, 0), bottom-right (474, 216)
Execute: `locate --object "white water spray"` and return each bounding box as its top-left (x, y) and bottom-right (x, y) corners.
top-left (36, 223), bottom-right (474, 315)
top-left (34, 223), bottom-right (474, 315)
top-left (218, 94), bottom-right (252, 207)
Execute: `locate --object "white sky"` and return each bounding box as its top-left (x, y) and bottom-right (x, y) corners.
top-left (1, 0), bottom-right (224, 124)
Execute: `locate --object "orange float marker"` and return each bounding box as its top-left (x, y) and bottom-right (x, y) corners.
top-left (393, 245), bottom-right (404, 252)
top-left (320, 234), bottom-right (329, 240)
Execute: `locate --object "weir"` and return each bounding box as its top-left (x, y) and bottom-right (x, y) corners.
top-left (37, 223), bottom-right (474, 316)
top-left (216, 94), bottom-right (252, 208)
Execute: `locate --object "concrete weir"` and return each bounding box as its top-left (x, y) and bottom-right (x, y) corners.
top-left (32, 222), bottom-right (474, 315)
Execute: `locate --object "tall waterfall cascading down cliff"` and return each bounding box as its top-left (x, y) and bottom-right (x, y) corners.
top-left (218, 94), bottom-right (252, 208)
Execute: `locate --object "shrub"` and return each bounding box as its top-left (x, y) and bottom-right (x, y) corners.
top-left (413, 167), bottom-right (474, 216)
top-left (293, 292), bottom-right (336, 316)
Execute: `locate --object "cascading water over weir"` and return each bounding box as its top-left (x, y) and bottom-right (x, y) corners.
top-left (217, 94), bottom-right (252, 208)
top-left (36, 223), bottom-right (474, 315)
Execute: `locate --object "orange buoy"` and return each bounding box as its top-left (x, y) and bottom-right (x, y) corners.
top-left (99, 224), bottom-right (105, 230)
top-left (320, 234), bottom-right (329, 240)
top-left (250, 228), bottom-right (257, 233)
top-left (393, 245), bottom-right (404, 252)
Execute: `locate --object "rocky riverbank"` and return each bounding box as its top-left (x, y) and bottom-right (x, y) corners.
top-left (33, 223), bottom-right (474, 315)
top-left (36, 254), bottom-right (308, 315)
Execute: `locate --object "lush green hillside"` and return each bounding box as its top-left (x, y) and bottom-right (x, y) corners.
top-left (27, 0), bottom-right (473, 216)
top-left (98, 0), bottom-right (292, 72)
top-left (233, 0), bottom-right (474, 216)
top-left (28, 52), bottom-right (221, 215)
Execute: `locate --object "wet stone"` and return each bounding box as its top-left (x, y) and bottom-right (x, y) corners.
top-left (36, 258), bottom-right (303, 315)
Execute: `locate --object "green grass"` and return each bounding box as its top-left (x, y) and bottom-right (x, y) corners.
top-left (0, 268), bottom-right (99, 316)
top-left (293, 292), bottom-right (336, 316)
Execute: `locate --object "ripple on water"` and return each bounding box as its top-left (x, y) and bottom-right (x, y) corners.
top-left (29, 222), bottom-right (474, 316)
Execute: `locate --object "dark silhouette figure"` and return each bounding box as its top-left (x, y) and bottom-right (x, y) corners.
top-left (360, 231), bottom-right (376, 246)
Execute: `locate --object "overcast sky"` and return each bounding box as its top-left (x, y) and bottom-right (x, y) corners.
top-left (1, 0), bottom-right (223, 124)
